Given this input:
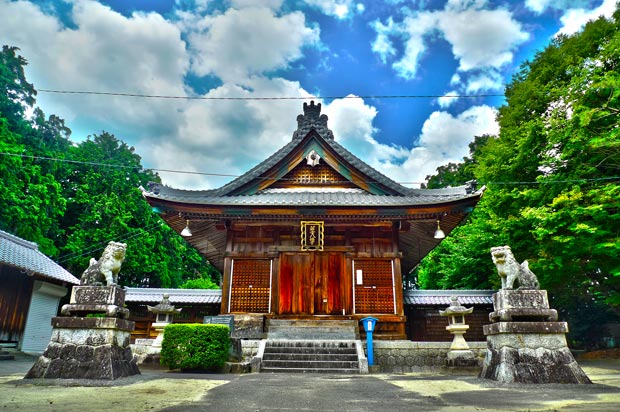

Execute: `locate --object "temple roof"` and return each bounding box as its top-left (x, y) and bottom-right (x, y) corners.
top-left (0, 229), bottom-right (80, 285)
top-left (141, 102), bottom-right (484, 273)
top-left (145, 184), bottom-right (481, 207)
top-left (143, 100), bottom-right (483, 206)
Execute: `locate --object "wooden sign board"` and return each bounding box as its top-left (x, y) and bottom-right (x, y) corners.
top-left (300, 221), bottom-right (324, 251)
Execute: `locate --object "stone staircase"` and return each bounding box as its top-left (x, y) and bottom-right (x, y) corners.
top-left (257, 319), bottom-right (367, 373)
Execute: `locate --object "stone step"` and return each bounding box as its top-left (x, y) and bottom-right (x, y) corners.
top-left (260, 367), bottom-right (360, 374)
top-left (260, 339), bottom-right (362, 373)
top-left (265, 340), bottom-right (357, 349)
top-left (264, 348), bottom-right (357, 356)
top-left (262, 359), bottom-right (359, 369)
top-left (263, 353), bottom-right (358, 362)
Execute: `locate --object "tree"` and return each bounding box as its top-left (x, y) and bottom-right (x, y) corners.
top-left (0, 45), bottom-right (220, 287)
top-left (417, 10), bottom-right (620, 345)
top-left (59, 132), bottom-right (217, 288)
top-left (0, 46), bottom-right (36, 129)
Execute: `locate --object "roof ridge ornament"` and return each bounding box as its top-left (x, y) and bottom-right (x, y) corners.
top-left (293, 100), bottom-right (334, 140)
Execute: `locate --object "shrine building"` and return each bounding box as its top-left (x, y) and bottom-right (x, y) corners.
top-left (141, 101), bottom-right (484, 340)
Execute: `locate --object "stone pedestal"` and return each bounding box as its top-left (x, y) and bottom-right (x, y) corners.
top-left (61, 286), bottom-right (129, 318)
top-left (480, 290), bottom-right (590, 384)
top-left (25, 286), bottom-right (140, 380)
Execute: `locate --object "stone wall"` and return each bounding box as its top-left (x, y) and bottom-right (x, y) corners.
top-left (367, 340), bottom-right (487, 372)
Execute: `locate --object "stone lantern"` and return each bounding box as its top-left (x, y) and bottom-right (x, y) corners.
top-left (439, 296), bottom-right (477, 366)
top-left (147, 294), bottom-right (182, 347)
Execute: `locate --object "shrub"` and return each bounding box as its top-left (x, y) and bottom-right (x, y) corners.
top-left (160, 324), bottom-right (230, 370)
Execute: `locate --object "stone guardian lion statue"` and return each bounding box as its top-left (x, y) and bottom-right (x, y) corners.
top-left (490, 245), bottom-right (540, 290)
top-left (80, 241), bottom-right (127, 286)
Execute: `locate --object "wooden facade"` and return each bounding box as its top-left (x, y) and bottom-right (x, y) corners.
top-left (142, 101), bottom-right (484, 339)
top-left (0, 265), bottom-right (34, 343)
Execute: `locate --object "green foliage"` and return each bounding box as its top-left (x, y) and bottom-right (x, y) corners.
top-left (160, 324), bottom-right (230, 370)
top-left (419, 10), bottom-right (620, 346)
top-left (0, 45), bottom-right (36, 129)
top-left (0, 45), bottom-right (220, 288)
top-left (180, 276), bottom-right (220, 289)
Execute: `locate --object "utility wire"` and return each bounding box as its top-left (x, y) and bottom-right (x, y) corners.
top-left (2, 151), bottom-right (619, 186)
top-left (57, 221), bottom-right (163, 263)
top-left (38, 89), bottom-right (505, 100)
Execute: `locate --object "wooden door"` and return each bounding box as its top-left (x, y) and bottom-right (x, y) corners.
top-left (314, 253), bottom-right (343, 315)
top-left (353, 259), bottom-right (395, 314)
top-left (279, 253), bottom-right (343, 315)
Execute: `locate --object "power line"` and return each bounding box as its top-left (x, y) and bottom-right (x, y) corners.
top-left (2, 151), bottom-right (619, 186)
top-left (38, 89), bottom-right (505, 100)
top-left (57, 221), bottom-right (163, 263)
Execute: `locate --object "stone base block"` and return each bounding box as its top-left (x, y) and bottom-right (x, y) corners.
top-left (25, 317), bottom-right (139, 380)
top-left (489, 290), bottom-right (559, 322)
top-left (480, 331), bottom-right (590, 384)
top-left (484, 321), bottom-right (568, 335)
top-left (61, 286), bottom-right (129, 318)
top-left (232, 314), bottom-right (265, 339)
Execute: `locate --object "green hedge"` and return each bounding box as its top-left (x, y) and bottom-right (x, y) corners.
top-left (160, 324), bottom-right (230, 370)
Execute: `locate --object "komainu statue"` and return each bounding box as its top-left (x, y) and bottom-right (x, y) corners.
top-left (80, 241), bottom-right (127, 286)
top-left (490, 245), bottom-right (540, 290)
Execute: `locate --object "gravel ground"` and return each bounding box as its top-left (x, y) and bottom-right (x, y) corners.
top-left (1, 353), bottom-right (620, 412)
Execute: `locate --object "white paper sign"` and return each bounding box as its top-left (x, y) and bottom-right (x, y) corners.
top-left (356, 269), bottom-right (363, 285)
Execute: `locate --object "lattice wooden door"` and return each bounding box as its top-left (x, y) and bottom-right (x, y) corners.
top-left (229, 259), bottom-right (272, 313)
top-left (353, 259), bottom-right (395, 314)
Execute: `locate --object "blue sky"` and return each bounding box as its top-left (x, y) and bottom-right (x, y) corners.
top-left (0, 0), bottom-right (616, 189)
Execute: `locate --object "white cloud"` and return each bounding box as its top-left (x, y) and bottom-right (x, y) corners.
top-left (438, 8), bottom-right (529, 71)
top-left (304, 0), bottom-right (360, 19)
top-left (321, 100), bottom-right (498, 188)
top-left (0, 0), bottom-right (320, 189)
top-left (0, 0), bottom-right (188, 135)
top-left (437, 91), bottom-right (458, 108)
top-left (230, 0), bottom-right (284, 9)
top-left (391, 105), bottom-right (498, 185)
top-left (525, 0), bottom-right (595, 15)
top-left (144, 77), bottom-right (313, 189)
top-left (0, 0), bottom-right (502, 192)
top-left (556, 0), bottom-right (617, 36)
top-left (370, 18), bottom-right (398, 64)
top-left (464, 70), bottom-right (503, 93)
top-left (184, 7), bottom-right (320, 82)
top-left (372, 2), bottom-right (528, 80)
top-left (391, 12), bottom-right (437, 80)
top-left (524, 0), bottom-right (551, 14)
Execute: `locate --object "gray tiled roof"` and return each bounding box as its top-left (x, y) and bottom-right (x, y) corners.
top-left (0, 229), bottom-right (80, 284)
top-left (404, 290), bottom-right (494, 306)
top-left (144, 186), bottom-right (481, 207)
top-left (125, 287), bottom-right (222, 304)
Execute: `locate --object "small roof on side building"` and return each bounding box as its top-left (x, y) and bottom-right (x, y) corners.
top-left (125, 287), bottom-right (222, 304)
top-left (404, 290), bottom-right (494, 306)
top-left (0, 229), bottom-right (80, 285)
